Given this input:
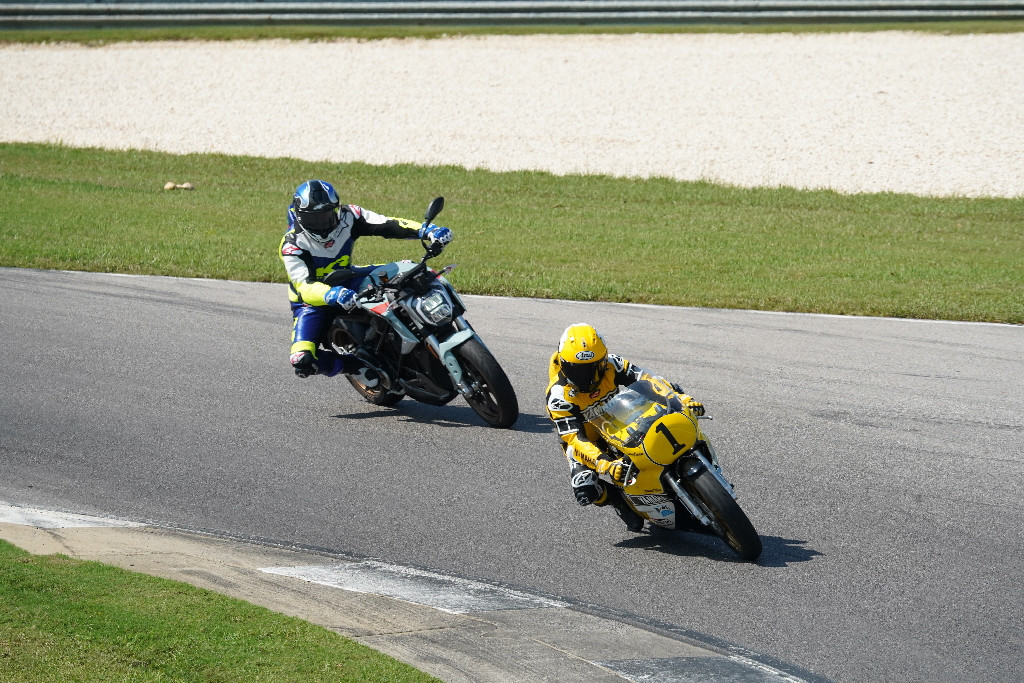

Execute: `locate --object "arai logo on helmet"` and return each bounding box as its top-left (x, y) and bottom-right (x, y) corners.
top-left (575, 351), bottom-right (596, 361)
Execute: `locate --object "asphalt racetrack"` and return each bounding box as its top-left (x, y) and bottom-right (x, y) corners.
top-left (2, 267), bottom-right (1022, 682)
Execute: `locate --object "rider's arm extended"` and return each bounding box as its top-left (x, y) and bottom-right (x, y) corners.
top-left (610, 354), bottom-right (658, 386)
top-left (348, 205), bottom-right (422, 239)
top-left (615, 354), bottom-right (704, 413)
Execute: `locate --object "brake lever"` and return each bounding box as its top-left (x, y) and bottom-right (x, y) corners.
top-left (357, 284), bottom-right (382, 303)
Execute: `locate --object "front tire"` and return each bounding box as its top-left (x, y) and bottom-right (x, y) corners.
top-left (452, 338), bottom-right (519, 428)
top-left (684, 468), bottom-right (762, 561)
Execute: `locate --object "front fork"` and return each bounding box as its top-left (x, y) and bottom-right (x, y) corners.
top-left (424, 315), bottom-right (478, 397)
top-left (661, 446), bottom-right (738, 528)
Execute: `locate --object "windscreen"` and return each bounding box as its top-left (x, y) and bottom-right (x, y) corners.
top-left (589, 387), bottom-right (667, 449)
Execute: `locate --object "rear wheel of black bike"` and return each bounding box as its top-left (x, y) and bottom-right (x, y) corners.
top-left (327, 324), bottom-right (403, 407)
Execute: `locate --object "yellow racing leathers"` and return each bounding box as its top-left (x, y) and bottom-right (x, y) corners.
top-left (545, 352), bottom-right (704, 510)
top-left (545, 352), bottom-right (657, 507)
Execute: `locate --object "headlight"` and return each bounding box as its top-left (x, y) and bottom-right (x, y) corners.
top-left (413, 288), bottom-right (454, 325)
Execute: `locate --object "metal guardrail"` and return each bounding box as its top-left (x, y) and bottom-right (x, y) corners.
top-left (2, 0), bottom-right (1023, 27)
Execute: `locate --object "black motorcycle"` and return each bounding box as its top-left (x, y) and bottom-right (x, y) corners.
top-left (324, 197), bottom-right (519, 429)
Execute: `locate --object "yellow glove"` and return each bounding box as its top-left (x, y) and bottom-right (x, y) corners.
top-left (596, 458), bottom-right (628, 485)
top-left (670, 383), bottom-right (705, 417)
top-left (685, 399), bottom-right (705, 417)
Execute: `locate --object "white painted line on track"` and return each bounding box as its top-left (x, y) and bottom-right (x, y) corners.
top-left (0, 502), bottom-right (145, 529)
top-left (600, 655), bottom-right (809, 683)
top-left (261, 561), bottom-right (568, 614)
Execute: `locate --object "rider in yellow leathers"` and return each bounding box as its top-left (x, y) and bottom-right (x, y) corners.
top-left (545, 323), bottom-right (705, 531)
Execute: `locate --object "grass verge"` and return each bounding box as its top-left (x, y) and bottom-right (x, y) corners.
top-left (0, 539), bottom-right (439, 682)
top-left (1, 142), bottom-right (1021, 323)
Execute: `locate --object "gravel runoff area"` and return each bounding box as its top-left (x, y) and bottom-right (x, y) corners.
top-left (1, 32), bottom-right (1022, 198)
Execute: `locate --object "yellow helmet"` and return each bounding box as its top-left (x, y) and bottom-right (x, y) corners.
top-left (557, 323), bottom-right (608, 392)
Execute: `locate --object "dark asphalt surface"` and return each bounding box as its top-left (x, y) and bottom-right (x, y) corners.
top-left (1, 267), bottom-right (1022, 682)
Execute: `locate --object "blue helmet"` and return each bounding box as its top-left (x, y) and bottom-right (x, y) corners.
top-left (291, 180), bottom-right (340, 239)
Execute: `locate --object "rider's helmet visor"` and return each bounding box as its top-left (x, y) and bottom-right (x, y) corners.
top-left (562, 360), bottom-right (603, 393)
top-left (296, 209), bottom-right (338, 238)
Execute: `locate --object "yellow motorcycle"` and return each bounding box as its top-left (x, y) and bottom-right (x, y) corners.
top-left (589, 378), bottom-right (762, 561)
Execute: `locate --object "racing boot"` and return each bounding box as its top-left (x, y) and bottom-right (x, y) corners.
top-left (291, 349), bottom-right (368, 383)
top-left (604, 487), bottom-right (644, 532)
top-left (570, 463), bottom-right (604, 506)
top-left (290, 350), bottom-right (319, 378)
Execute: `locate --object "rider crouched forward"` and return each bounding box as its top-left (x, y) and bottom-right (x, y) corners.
top-left (545, 323), bottom-right (705, 532)
top-left (279, 179), bottom-right (452, 382)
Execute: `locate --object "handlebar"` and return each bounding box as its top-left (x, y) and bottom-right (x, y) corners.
top-left (352, 196), bottom-right (448, 303)
top-left (355, 252), bottom-right (438, 304)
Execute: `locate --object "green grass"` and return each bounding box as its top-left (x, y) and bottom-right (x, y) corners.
top-left (0, 540), bottom-right (439, 683)
top-left (1, 142), bottom-right (1021, 323)
top-left (2, 21), bottom-right (1024, 45)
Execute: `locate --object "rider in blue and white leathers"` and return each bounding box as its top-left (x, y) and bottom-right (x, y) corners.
top-left (279, 180), bottom-right (452, 380)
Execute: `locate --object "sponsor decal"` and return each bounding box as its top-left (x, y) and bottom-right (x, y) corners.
top-left (282, 244), bottom-right (303, 256)
top-left (548, 397), bottom-right (573, 412)
top-left (635, 494), bottom-right (671, 505)
top-left (580, 388), bottom-right (623, 422)
top-left (325, 240), bottom-right (335, 248)
top-left (350, 205), bottom-right (363, 218)
top-left (575, 350), bottom-right (595, 361)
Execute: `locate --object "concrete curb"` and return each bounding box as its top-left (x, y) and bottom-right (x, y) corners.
top-left (0, 504), bottom-right (824, 682)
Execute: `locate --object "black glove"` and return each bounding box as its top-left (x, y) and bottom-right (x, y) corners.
top-left (571, 469), bottom-right (602, 505)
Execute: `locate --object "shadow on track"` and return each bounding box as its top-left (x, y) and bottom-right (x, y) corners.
top-left (615, 528), bottom-right (821, 566)
top-left (332, 402), bottom-right (553, 433)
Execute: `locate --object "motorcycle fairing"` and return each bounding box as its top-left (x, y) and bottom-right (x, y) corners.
top-left (641, 412), bottom-right (699, 467)
top-left (625, 493), bottom-right (677, 528)
top-left (373, 306), bottom-right (419, 354)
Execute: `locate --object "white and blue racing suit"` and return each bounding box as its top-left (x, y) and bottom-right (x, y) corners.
top-left (279, 203), bottom-right (422, 376)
